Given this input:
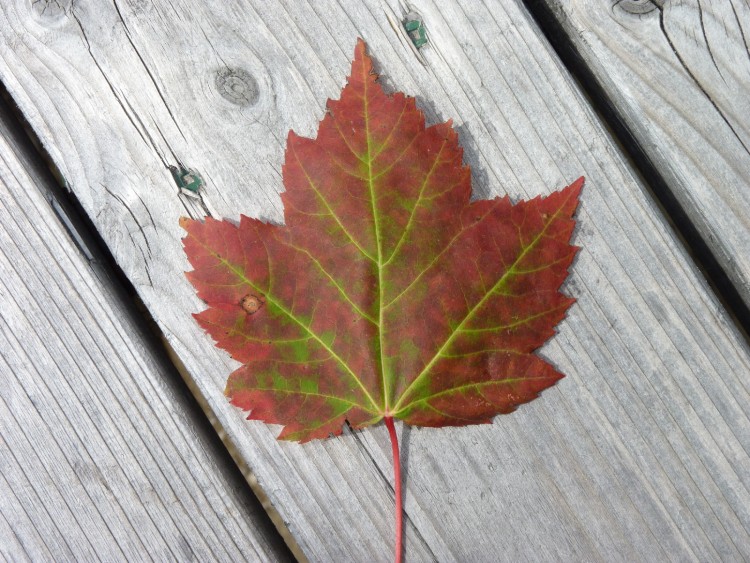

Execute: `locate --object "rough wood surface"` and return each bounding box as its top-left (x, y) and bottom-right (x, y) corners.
top-left (2, 0), bottom-right (750, 560)
top-left (535, 0), bottom-right (750, 307)
top-left (0, 101), bottom-right (289, 561)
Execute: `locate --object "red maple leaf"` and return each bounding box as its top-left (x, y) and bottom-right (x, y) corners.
top-left (182, 39), bottom-right (582, 560)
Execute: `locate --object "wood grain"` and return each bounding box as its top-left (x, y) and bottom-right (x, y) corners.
top-left (2, 0), bottom-right (750, 560)
top-left (535, 0), bottom-right (750, 307)
top-left (0, 100), bottom-right (288, 561)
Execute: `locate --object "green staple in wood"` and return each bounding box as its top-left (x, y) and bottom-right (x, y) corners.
top-left (403, 14), bottom-right (427, 48)
top-left (170, 165), bottom-right (203, 193)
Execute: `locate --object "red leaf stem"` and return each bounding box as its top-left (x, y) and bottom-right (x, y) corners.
top-left (385, 416), bottom-right (403, 563)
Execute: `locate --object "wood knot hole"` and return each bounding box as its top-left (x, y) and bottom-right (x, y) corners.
top-left (215, 67), bottom-right (259, 106)
top-left (240, 294), bottom-right (264, 314)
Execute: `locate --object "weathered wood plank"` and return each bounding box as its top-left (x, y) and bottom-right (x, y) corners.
top-left (2, 0), bottom-right (750, 560)
top-left (0, 100), bottom-right (289, 561)
top-left (532, 0), bottom-right (750, 308)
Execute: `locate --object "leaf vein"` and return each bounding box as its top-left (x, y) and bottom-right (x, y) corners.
top-left (396, 376), bottom-right (553, 414)
top-left (459, 303), bottom-right (570, 333)
top-left (370, 102), bottom-right (409, 160)
top-left (383, 199), bottom-right (500, 310)
top-left (382, 138), bottom-right (449, 266)
top-left (286, 241), bottom-right (378, 325)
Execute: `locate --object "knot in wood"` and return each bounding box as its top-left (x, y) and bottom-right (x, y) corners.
top-left (215, 67), bottom-right (260, 106)
top-left (614, 0), bottom-right (658, 15)
top-left (31, 0), bottom-right (72, 24)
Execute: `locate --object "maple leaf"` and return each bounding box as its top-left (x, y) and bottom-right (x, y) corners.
top-left (182, 38), bottom-right (582, 442)
top-left (182, 39), bottom-right (581, 561)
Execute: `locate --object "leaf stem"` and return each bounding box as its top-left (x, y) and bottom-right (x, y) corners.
top-left (384, 416), bottom-right (403, 563)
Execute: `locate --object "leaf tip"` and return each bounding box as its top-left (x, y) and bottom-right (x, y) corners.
top-left (567, 176), bottom-right (585, 200)
top-left (352, 37), bottom-right (376, 80)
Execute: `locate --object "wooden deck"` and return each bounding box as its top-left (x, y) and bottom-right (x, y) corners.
top-left (1, 1), bottom-right (749, 561)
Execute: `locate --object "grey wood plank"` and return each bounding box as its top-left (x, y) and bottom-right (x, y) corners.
top-left (533, 0), bottom-right (750, 308)
top-left (2, 0), bottom-right (750, 560)
top-left (0, 101), bottom-right (289, 560)
top-left (0, 502), bottom-right (35, 563)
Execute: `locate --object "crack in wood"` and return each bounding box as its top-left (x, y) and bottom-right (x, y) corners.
top-left (657, 3), bottom-right (750, 157)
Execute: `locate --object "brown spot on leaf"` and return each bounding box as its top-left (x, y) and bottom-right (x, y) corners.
top-left (240, 294), bottom-right (264, 314)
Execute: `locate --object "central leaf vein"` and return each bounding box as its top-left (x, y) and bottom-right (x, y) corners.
top-left (361, 63), bottom-right (389, 414)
